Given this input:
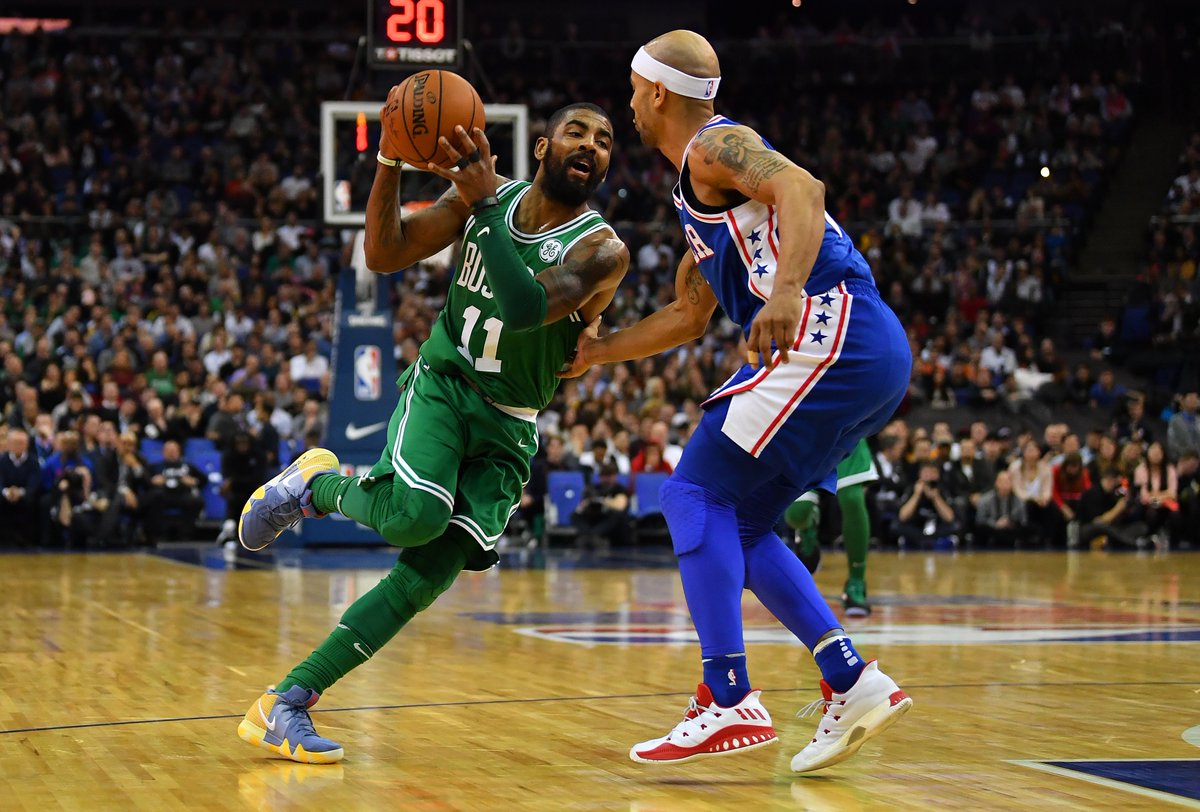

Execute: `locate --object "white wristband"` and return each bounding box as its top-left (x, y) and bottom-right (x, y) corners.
top-left (377, 151), bottom-right (403, 168)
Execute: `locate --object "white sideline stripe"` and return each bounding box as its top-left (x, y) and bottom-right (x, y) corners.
top-left (1008, 760), bottom-right (1200, 809)
top-left (390, 363), bottom-right (455, 510)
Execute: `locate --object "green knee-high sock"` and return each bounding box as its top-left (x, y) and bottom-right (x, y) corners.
top-left (785, 498), bottom-right (820, 554)
top-left (310, 473), bottom-right (356, 517)
top-left (838, 484), bottom-right (869, 582)
top-left (312, 473), bottom-right (399, 537)
top-left (277, 573), bottom-right (415, 695)
top-left (277, 537), bottom-right (470, 694)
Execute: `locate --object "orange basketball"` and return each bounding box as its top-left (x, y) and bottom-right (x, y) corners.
top-left (384, 70), bottom-right (485, 169)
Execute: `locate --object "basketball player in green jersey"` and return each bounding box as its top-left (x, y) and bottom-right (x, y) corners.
top-left (785, 438), bottom-right (877, 615)
top-left (235, 101), bottom-right (629, 764)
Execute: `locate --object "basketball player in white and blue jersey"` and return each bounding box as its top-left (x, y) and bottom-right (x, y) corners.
top-left (562, 30), bottom-right (912, 772)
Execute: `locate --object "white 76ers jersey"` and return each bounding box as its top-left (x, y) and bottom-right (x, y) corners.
top-left (672, 115), bottom-right (875, 339)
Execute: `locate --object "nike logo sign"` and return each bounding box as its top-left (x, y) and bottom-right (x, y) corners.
top-left (478, 226), bottom-right (491, 237)
top-left (258, 699), bottom-right (276, 732)
top-left (353, 642), bottom-right (372, 660)
top-left (518, 441), bottom-right (531, 450)
top-left (345, 421), bottom-right (387, 441)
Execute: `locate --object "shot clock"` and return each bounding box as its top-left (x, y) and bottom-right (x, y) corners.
top-left (368, 0), bottom-right (463, 68)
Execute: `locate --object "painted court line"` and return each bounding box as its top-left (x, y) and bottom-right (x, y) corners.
top-left (1009, 759), bottom-right (1200, 809)
top-left (2, 679), bottom-right (1195, 737)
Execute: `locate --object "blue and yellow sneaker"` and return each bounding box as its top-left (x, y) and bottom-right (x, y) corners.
top-left (238, 686), bottom-right (344, 764)
top-left (238, 448), bottom-right (339, 551)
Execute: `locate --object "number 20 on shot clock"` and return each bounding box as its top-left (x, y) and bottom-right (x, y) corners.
top-left (368, 0), bottom-right (463, 68)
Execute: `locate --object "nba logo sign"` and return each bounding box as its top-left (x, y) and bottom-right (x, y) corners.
top-left (705, 79), bottom-right (715, 97)
top-left (354, 345), bottom-right (381, 400)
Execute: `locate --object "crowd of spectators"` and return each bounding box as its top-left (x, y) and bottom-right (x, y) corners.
top-left (0, 7), bottom-right (1186, 549)
top-left (1129, 128), bottom-right (1200, 395)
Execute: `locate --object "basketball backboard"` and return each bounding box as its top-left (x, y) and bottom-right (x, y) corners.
top-left (320, 101), bottom-right (529, 226)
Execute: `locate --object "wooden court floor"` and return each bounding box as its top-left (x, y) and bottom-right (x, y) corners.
top-left (0, 548), bottom-right (1197, 811)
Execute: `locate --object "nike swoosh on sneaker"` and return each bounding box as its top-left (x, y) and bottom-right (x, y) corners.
top-left (345, 421), bottom-right (388, 442)
top-left (258, 699), bottom-right (277, 732)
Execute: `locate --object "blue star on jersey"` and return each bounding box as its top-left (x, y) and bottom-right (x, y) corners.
top-left (815, 311), bottom-right (831, 325)
top-left (810, 330), bottom-right (827, 345)
top-left (819, 293), bottom-right (836, 307)
top-left (753, 265), bottom-right (769, 277)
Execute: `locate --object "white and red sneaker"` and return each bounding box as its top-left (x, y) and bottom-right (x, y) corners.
top-left (790, 660), bottom-right (911, 773)
top-left (629, 683), bottom-right (778, 764)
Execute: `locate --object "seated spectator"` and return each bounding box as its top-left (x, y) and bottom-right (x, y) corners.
top-left (43, 431), bottom-right (100, 548)
top-left (1113, 393), bottom-right (1154, 447)
top-left (572, 462), bottom-right (630, 550)
top-left (1132, 441), bottom-right (1178, 548)
top-left (1052, 452), bottom-right (1091, 547)
top-left (1009, 439), bottom-right (1056, 543)
top-left (941, 437), bottom-right (988, 535)
top-left (143, 440), bottom-right (204, 543)
top-left (975, 470), bottom-right (1028, 547)
top-left (1089, 318), bottom-right (1123, 365)
top-left (230, 355), bottom-right (270, 394)
top-left (631, 441), bottom-right (673, 475)
top-left (141, 397), bottom-right (172, 442)
top-left (1176, 450), bottom-right (1200, 547)
top-left (101, 431), bottom-right (147, 546)
top-left (1079, 469), bottom-right (1147, 549)
top-left (1089, 368), bottom-right (1127, 411)
top-left (1168, 391), bottom-right (1200, 461)
top-left (291, 399), bottom-right (326, 444)
top-left (579, 439), bottom-right (614, 481)
top-left (0, 429), bottom-right (41, 547)
top-left (1117, 441), bottom-right (1145, 480)
top-left (979, 333), bottom-right (1017, 380)
top-left (894, 461), bottom-right (959, 547)
top-left (289, 338), bottom-right (329, 390)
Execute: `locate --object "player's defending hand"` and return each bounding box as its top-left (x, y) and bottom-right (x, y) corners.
top-left (426, 126), bottom-right (499, 208)
top-left (557, 317), bottom-right (602, 379)
top-left (746, 287), bottom-right (804, 368)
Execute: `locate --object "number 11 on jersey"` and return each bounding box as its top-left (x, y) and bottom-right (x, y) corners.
top-left (458, 305), bottom-right (503, 373)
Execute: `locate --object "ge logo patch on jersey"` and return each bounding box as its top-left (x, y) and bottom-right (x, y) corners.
top-left (538, 239), bottom-right (564, 263)
top-left (353, 345), bottom-right (381, 400)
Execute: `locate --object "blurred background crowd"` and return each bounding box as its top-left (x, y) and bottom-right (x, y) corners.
top-left (3, 1), bottom-right (1200, 550)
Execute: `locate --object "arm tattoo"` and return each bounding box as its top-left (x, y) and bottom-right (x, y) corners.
top-left (685, 263), bottom-right (704, 305)
top-left (700, 130), bottom-right (790, 194)
top-left (540, 239), bottom-right (626, 311)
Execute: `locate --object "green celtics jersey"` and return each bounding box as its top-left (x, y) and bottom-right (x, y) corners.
top-left (420, 180), bottom-right (612, 412)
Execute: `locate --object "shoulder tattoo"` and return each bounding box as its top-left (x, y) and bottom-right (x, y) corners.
top-left (699, 129), bottom-right (790, 194)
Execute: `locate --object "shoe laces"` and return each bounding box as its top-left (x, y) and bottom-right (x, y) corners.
top-left (280, 700), bottom-right (319, 739)
top-left (667, 696), bottom-right (720, 741)
top-left (262, 484), bottom-right (305, 531)
top-left (797, 695), bottom-right (847, 740)
top-left (797, 697), bottom-right (830, 719)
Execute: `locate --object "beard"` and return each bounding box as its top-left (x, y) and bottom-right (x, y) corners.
top-left (542, 149), bottom-right (604, 207)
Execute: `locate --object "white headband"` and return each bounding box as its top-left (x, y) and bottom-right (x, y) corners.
top-left (631, 46), bottom-right (720, 100)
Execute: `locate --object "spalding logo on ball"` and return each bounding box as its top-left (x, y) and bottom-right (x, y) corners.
top-left (384, 70), bottom-right (485, 169)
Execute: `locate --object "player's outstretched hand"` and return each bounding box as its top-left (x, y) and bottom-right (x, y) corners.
top-left (426, 126), bottom-right (499, 208)
top-left (746, 291), bottom-right (803, 368)
top-left (557, 317), bottom-right (602, 379)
